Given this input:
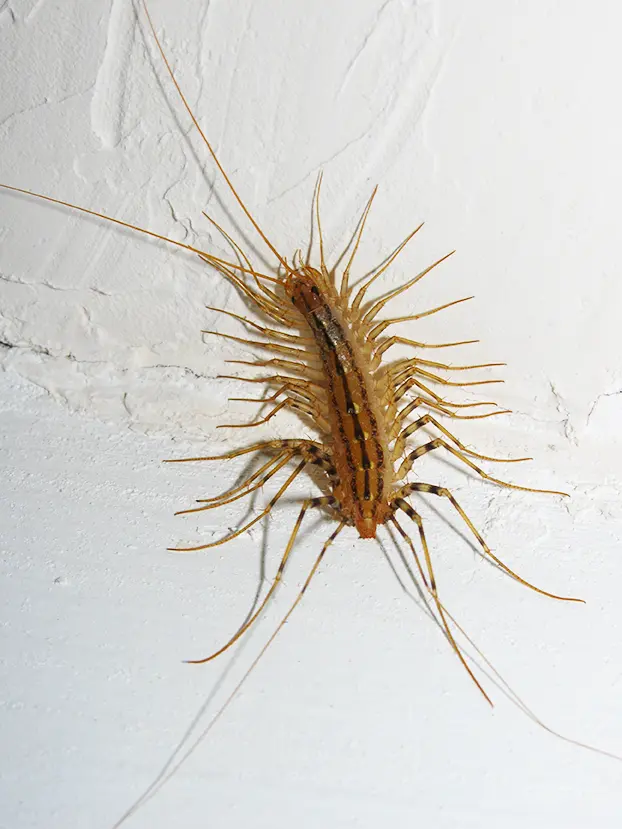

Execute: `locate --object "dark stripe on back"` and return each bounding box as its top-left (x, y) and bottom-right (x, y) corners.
top-left (299, 293), bottom-right (385, 505)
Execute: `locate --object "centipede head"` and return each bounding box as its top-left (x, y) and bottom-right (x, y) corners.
top-left (284, 266), bottom-right (325, 312)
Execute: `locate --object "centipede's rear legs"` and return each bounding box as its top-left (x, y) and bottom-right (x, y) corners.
top-left (389, 499), bottom-right (493, 705)
top-left (186, 495), bottom-right (340, 664)
top-left (394, 481), bottom-right (583, 604)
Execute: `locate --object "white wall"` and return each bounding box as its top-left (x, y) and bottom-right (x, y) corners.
top-left (2, 1), bottom-right (622, 827)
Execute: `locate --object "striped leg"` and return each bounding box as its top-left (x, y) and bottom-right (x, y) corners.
top-left (205, 306), bottom-right (311, 344)
top-left (398, 366), bottom-right (503, 388)
top-left (175, 451), bottom-right (295, 516)
top-left (165, 440), bottom-right (330, 515)
top-left (391, 396), bottom-right (504, 432)
top-left (374, 333), bottom-right (478, 360)
top-left (393, 377), bottom-right (509, 419)
top-left (163, 438), bottom-right (325, 464)
top-left (396, 437), bottom-right (565, 496)
top-left (392, 413), bottom-right (532, 464)
top-left (390, 503), bottom-right (492, 705)
top-left (168, 460), bottom-right (307, 552)
top-left (395, 482), bottom-right (584, 604)
top-left (186, 496), bottom-right (339, 663)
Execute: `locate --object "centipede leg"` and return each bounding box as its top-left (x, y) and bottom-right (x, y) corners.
top-left (374, 334), bottom-right (478, 360)
top-left (226, 357), bottom-right (322, 379)
top-left (220, 395), bottom-right (328, 431)
top-left (231, 382), bottom-right (318, 407)
top-left (340, 187), bottom-right (377, 298)
top-left (412, 367), bottom-right (503, 388)
top-left (390, 398), bottom-right (502, 440)
top-left (175, 452), bottom-right (295, 515)
top-left (168, 460), bottom-right (307, 552)
top-left (396, 438), bottom-right (563, 495)
top-left (393, 377), bottom-right (509, 418)
top-left (395, 482), bottom-right (584, 603)
top-left (163, 437), bottom-right (325, 463)
top-left (367, 296), bottom-right (475, 340)
top-left (202, 329), bottom-right (308, 358)
top-left (390, 506), bottom-right (492, 705)
top-left (392, 414), bottom-right (531, 464)
top-left (186, 495), bottom-right (339, 663)
top-left (206, 307), bottom-right (311, 344)
top-left (190, 451), bottom-right (290, 504)
top-left (359, 251), bottom-right (455, 323)
top-left (217, 373), bottom-right (325, 392)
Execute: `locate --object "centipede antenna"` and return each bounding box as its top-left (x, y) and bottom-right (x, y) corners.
top-left (141, 0), bottom-right (289, 270)
top-left (0, 183), bottom-right (280, 287)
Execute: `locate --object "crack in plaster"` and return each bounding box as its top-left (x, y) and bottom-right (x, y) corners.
top-left (0, 335), bottom-right (210, 382)
top-left (586, 389), bottom-right (622, 427)
top-left (0, 271), bottom-right (110, 295)
top-left (549, 381), bottom-right (578, 446)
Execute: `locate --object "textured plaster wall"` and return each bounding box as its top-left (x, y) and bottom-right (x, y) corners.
top-left (1, 1), bottom-right (622, 828)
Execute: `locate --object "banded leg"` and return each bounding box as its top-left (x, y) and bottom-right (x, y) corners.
top-left (314, 171), bottom-right (328, 276)
top-left (220, 395), bottom-right (326, 429)
top-left (186, 496), bottom-right (339, 663)
top-left (164, 438), bottom-right (325, 464)
top-left (350, 222), bottom-right (426, 313)
top-left (390, 504), bottom-right (492, 705)
top-left (340, 186), bottom-right (377, 298)
top-left (200, 211), bottom-right (287, 309)
top-left (175, 452), bottom-right (295, 515)
top-left (400, 356), bottom-right (504, 371)
top-left (168, 460), bottom-right (307, 552)
top-left (396, 437), bottom-right (564, 496)
top-left (220, 398), bottom-right (291, 428)
top-left (360, 251), bottom-right (455, 324)
top-left (394, 376), bottom-right (508, 414)
top-left (392, 414), bottom-right (531, 464)
top-left (226, 357), bottom-right (322, 378)
top-left (391, 398), bottom-right (503, 441)
top-left (394, 365), bottom-right (503, 389)
top-left (205, 307), bottom-right (310, 344)
top-left (171, 440), bottom-right (334, 514)
top-left (231, 382), bottom-right (319, 407)
top-left (218, 372), bottom-right (325, 392)
top-left (396, 482), bottom-right (584, 603)
top-left (202, 329), bottom-right (308, 359)
top-left (199, 254), bottom-right (293, 326)
top-left (394, 382), bottom-right (509, 421)
top-left (229, 383), bottom-right (330, 432)
top-left (175, 515), bottom-right (347, 792)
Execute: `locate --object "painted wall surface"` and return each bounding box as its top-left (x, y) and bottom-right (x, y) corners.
top-left (2, 2), bottom-right (622, 827)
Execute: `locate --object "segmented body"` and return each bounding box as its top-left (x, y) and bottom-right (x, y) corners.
top-left (287, 266), bottom-right (392, 537)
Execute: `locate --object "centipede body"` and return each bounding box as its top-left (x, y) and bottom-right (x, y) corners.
top-left (3, 1), bottom-right (622, 828)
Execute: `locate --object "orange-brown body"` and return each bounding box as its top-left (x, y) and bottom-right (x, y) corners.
top-left (286, 268), bottom-right (393, 538)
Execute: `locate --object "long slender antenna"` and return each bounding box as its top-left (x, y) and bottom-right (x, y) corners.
top-left (0, 183), bottom-right (276, 284)
top-left (140, 0), bottom-right (289, 271)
